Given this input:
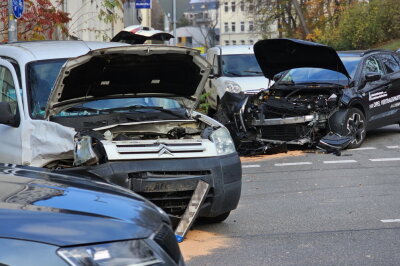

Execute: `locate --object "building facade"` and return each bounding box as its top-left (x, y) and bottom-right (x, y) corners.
top-left (219, 0), bottom-right (264, 46)
top-left (62, 0), bottom-right (124, 41)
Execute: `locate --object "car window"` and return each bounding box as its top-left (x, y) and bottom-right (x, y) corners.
top-left (363, 56), bottom-right (384, 75)
top-left (0, 66), bottom-right (18, 115)
top-left (221, 54), bottom-right (263, 77)
top-left (380, 54), bottom-right (400, 73)
top-left (27, 59), bottom-right (67, 119)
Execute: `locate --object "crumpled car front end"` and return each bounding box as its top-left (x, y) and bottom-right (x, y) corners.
top-left (217, 38), bottom-right (356, 154)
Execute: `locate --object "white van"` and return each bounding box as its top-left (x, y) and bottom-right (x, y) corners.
top-left (205, 45), bottom-right (269, 113)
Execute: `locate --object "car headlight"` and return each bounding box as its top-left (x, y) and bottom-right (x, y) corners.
top-left (225, 81), bottom-right (242, 93)
top-left (210, 127), bottom-right (236, 155)
top-left (57, 240), bottom-right (163, 266)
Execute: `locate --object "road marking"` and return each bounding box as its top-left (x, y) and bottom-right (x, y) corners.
top-left (381, 219), bottom-right (400, 223)
top-left (274, 162), bottom-right (312, 166)
top-left (369, 158), bottom-right (400, 162)
top-left (323, 160), bottom-right (357, 164)
top-left (242, 164), bottom-right (261, 168)
top-left (387, 145), bottom-right (400, 149)
top-left (348, 147), bottom-right (376, 151)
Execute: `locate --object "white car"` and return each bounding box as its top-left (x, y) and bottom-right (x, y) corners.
top-left (0, 41), bottom-right (242, 223)
top-left (204, 45), bottom-right (269, 112)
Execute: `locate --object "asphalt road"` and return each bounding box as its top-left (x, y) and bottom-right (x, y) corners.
top-left (183, 125), bottom-right (400, 265)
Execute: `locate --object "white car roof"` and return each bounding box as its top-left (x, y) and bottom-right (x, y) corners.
top-left (0, 41), bottom-right (129, 66)
top-left (208, 45), bottom-right (254, 55)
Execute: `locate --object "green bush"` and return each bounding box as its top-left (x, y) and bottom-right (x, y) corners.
top-left (316, 0), bottom-right (400, 50)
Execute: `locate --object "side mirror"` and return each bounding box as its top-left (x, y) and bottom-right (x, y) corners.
top-left (365, 72), bottom-right (381, 82)
top-left (0, 102), bottom-right (18, 127)
top-left (273, 73), bottom-right (282, 82)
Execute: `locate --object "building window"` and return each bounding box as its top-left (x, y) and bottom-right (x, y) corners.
top-left (231, 22), bottom-right (236, 32)
top-left (224, 2), bottom-right (228, 12)
top-left (248, 3), bottom-right (254, 11)
top-left (178, 37), bottom-right (182, 43)
top-left (225, 40), bottom-right (230, 45)
top-left (249, 40), bottom-right (254, 45)
top-left (249, 21), bottom-right (254, 31)
top-left (187, 37), bottom-right (193, 45)
top-left (224, 22), bottom-right (229, 32)
top-left (240, 21), bottom-right (244, 32)
top-left (205, 12), bottom-right (208, 18)
top-left (232, 40), bottom-right (237, 45)
top-left (231, 1), bottom-right (236, 12)
top-left (241, 40), bottom-right (245, 45)
top-left (240, 1), bottom-right (244, 11)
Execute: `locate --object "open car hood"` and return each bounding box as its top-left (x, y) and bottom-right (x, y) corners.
top-left (253, 38), bottom-right (351, 80)
top-left (45, 45), bottom-right (211, 119)
top-left (111, 25), bottom-right (174, 44)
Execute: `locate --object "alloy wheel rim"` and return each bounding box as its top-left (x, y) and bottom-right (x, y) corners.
top-left (346, 113), bottom-right (365, 145)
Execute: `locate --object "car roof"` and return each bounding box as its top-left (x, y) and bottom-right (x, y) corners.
top-left (0, 40), bottom-right (129, 66)
top-left (209, 45), bottom-right (254, 55)
top-left (339, 49), bottom-right (395, 57)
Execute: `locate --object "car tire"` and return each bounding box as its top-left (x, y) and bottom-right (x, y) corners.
top-left (198, 211), bottom-right (231, 224)
top-left (331, 108), bottom-right (366, 149)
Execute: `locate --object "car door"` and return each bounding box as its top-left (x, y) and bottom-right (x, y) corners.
top-left (0, 59), bottom-right (23, 165)
top-left (378, 53), bottom-right (400, 123)
top-left (360, 55), bottom-right (391, 127)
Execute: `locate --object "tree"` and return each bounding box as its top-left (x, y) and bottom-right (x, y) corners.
top-left (245, 0), bottom-right (355, 39)
top-left (0, 0), bottom-right (70, 41)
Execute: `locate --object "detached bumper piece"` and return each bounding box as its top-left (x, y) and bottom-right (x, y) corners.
top-left (175, 180), bottom-right (210, 243)
top-left (317, 132), bottom-right (354, 155)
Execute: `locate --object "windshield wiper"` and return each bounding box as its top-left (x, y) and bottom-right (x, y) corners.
top-left (64, 106), bottom-right (100, 113)
top-left (101, 105), bottom-right (188, 119)
top-left (278, 80), bottom-right (295, 85)
top-left (225, 71), bottom-right (241, 77)
top-left (244, 70), bottom-right (263, 74)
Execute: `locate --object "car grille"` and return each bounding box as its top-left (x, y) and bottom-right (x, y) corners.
top-left (261, 125), bottom-right (308, 141)
top-left (115, 142), bottom-right (205, 155)
top-left (139, 189), bottom-right (214, 216)
top-left (129, 170), bottom-right (211, 179)
top-left (154, 224), bottom-right (181, 263)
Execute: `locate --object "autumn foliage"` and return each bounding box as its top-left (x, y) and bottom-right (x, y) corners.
top-left (0, 0), bottom-right (70, 42)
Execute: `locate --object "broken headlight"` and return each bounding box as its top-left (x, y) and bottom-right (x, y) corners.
top-left (74, 135), bottom-right (99, 166)
top-left (210, 127), bottom-right (236, 155)
top-left (225, 81), bottom-right (242, 93)
top-left (57, 239), bottom-right (163, 266)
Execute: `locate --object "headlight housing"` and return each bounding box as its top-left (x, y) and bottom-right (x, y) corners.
top-left (225, 81), bottom-right (242, 93)
top-left (210, 127), bottom-right (236, 155)
top-left (57, 239), bottom-right (163, 266)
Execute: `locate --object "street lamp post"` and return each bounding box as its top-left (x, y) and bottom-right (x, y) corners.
top-left (8, 0), bottom-right (18, 42)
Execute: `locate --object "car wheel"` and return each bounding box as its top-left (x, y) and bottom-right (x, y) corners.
top-left (344, 108), bottom-right (366, 149)
top-left (198, 211), bottom-right (231, 224)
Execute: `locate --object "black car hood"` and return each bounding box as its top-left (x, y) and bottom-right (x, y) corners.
top-left (45, 45), bottom-right (210, 118)
top-left (0, 164), bottom-right (163, 246)
top-left (254, 38), bottom-right (351, 80)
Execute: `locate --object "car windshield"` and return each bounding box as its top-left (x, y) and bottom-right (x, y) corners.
top-left (221, 54), bottom-right (263, 77)
top-left (27, 59), bottom-right (67, 119)
top-left (279, 56), bottom-right (361, 85)
top-left (55, 97), bottom-right (183, 117)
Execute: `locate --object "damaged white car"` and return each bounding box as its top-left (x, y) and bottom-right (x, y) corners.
top-left (0, 41), bottom-right (241, 223)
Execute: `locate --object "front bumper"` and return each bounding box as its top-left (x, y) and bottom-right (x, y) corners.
top-left (58, 153), bottom-right (242, 219)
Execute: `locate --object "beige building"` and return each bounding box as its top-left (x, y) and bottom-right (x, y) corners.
top-left (219, 1), bottom-right (261, 46)
top-left (62, 0), bottom-right (124, 41)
